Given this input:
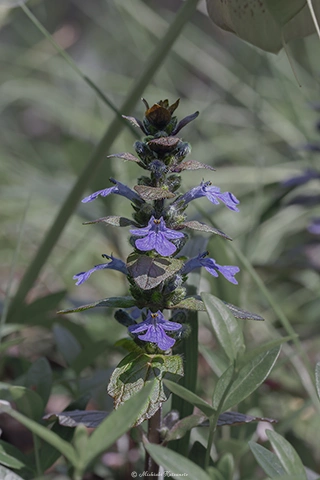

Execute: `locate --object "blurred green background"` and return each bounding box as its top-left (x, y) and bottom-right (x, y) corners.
top-left (1, 0), bottom-right (320, 478)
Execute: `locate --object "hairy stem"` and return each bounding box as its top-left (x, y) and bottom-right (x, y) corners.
top-left (145, 407), bottom-right (161, 474)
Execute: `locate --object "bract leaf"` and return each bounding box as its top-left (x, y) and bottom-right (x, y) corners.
top-left (223, 346), bottom-right (281, 411)
top-left (265, 0), bottom-right (306, 26)
top-left (83, 216), bottom-right (136, 227)
top-left (223, 302), bottom-right (264, 321)
top-left (170, 160), bottom-right (215, 173)
top-left (164, 379), bottom-right (215, 417)
top-left (127, 253), bottom-right (183, 290)
top-left (44, 410), bottom-right (108, 428)
top-left (202, 293), bottom-right (245, 362)
top-left (57, 296), bottom-right (136, 314)
top-left (266, 430), bottom-right (307, 478)
top-left (107, 152), bottom-right (141, 163)
top-left (148, 136), bottom-right (180, 153)
top-left (107, 353), bottom-right (183, 426)
top-left (216, 411), bottom-right (277, 427)
top-left (134, 185), bottom-right (175, 200)
top-left (182, 221), bottom-right (232, 240)
top-left (169, 296), bottom-right (206, 311)
top-left (144, 444), bottom-right (211, 480)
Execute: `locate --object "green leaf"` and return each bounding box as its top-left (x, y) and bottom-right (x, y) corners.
top-left (206, 467), bottom-right (225, 480)
top-left (315, 362), bottom-right (320, 401)
top-left (266, 430), bottom-right (307, 479)
top-left (164, 380), bottom-right (215, 417)
top-left (57, 296), bottom-right (136, 314)
top-left (170, 296), bottom-right (205, 311)
top-left (25, 357), bottom-right (52, 407)
top-left (182, 221), bottom-right (231, 240)
top-left (127, 253), bottom-right (183, 290)
top-left (107, 353), bottom-right (183, 425)
top-left (249, 441), bottom-right (286, 478)
top-left (238, 336), bottom-right (296, 368)
top-left (53, 325), bottom-right (81, 366)
top-left (84, 382), bottom-right (154, 468)
top-left (212, 365), bottom-right (235, 410)
top-left (0, 401), bottom-right (78, 466)
top-left (223, 346), bottom-right (281, 411)
top-left (163, 414), bottom-right (207, 443)
top-left (217, 453), bottom-right (234, 480)
top-left (0, 440), bottom-right (30, 470)
top-left (144, 444), bottom-right (211, 480)
top-left (8, 386), bottom-right (44, 421)
top-left (202, 293), bottom-right (245, 362)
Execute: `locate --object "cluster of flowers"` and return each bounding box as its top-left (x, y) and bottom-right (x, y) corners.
top-left (74, 99), bottom-right (240, 352)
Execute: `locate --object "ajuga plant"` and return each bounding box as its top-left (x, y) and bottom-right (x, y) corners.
top-left (55, 99), bottom-right (281, 478)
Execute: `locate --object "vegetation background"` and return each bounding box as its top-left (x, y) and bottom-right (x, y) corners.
top-left (1, 0), bottom-right (320, 478)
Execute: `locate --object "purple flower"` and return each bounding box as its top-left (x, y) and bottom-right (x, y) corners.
top-left (308, 218), bottom-right (320, 235)
top-left (73, 254), bottom-right (128, 285)
top-left (179, 181), bottom-right (239, 212)
top-left (128, 310), bottom-right (181, 350)
top-left (82, 178), bottom-right (142, 204)
top-left (130, 216), bottom-right (184, 256)
top-left (182, 252), bottom-right (240, 285)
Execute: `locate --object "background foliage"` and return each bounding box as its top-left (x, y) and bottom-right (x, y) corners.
top-left (1, 0), bottom-right (320, 479)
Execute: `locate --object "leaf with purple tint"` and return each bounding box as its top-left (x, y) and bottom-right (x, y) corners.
top-left (127, 253), bottom-right (183, 290)
top-left (83, 216), bottom-right (138, 227)
top-left (57, 296), bottom-right (136, 314)
top-left (122, 115), bottom-right (147, 134)
top-left (170, 160), bottom-right (215, 173)
top-left (148, 136), bottom-right (180, 153)
top-left (134, 185), bottom-right (176, 200)
top-left (107, 352), bottom-right (183, 426)
top-left (181, 221), bottom-right (232, 240)
top-left (223, 302), bottom-right (264, 321)
top-left (44, 410), bottom-right (109, 428)
top-left (172, 111), bottom-right (199, 135)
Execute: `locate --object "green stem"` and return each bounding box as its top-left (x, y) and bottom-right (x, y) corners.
top-left (145, 407), bottom-right (161, 474)
top-left (33, 433), bottom-right (42, 477)
top-left (9, 0), bottom-right (200, 320)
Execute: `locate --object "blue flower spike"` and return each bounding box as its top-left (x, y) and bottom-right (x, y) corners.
top-left (128, 310), bottom-right (182, 351)
top-left (130, 216), bottom-right (184, 256)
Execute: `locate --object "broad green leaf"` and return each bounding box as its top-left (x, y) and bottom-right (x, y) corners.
top-left (8, 386), bottom-right (44, 420)
top-left (249, 441), bottom-right (286, 478)
top-left (223, 346), bottom-right (281, 411)
top-left (238, 336), bottom-right (296, 368)
top-left (315, 362), bottom-right (320, 401)
top-left (53, 325), bottom-right (81, 366)
top-left (144, 443), bottom-right (211, 480)
top-left (108, 353), bottom-right (183, 425)
top-left (0, 401), bottom-right (78, 466)
top-left (202, 293), bottom-right (245, 362)
top-left (212, 365), bottom-right (235, 410)
top-left (206, 0), bottom-right (320, 53)
top-left (25, 357), bottom-right (52, 407)
top-left (0, 440), bottom-right (30, 470)
top-left (0, 466), bottom-right (25, 480)
top-left (58, 296), bottom-right (136, 314)
top-left (217, 453), bottom-right (234, 480)
top-left (84, 382), bottom-right (154, 468)
top-left (164, 379), bottom-right (215, 417)
top-left (73, 424), bottom-right (89, 460)
top-left (266, 430), bottom-right (307, 479)
top-left (127, 253), bottom-right (183, 290)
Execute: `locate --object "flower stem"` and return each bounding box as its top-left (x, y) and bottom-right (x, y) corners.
top-left (145, 407), bottom-right (161, 474)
